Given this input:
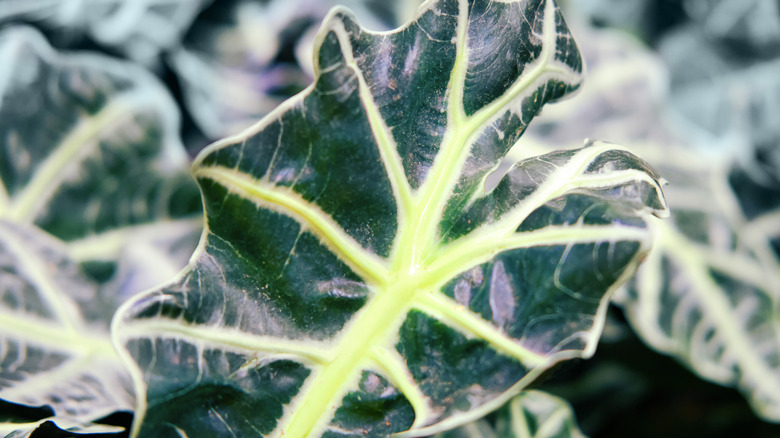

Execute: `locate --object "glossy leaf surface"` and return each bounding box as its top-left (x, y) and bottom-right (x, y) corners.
top-left (116, 1), bottom-right (667, 436)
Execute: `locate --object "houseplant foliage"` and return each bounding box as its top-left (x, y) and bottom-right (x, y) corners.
top-left (114, 0), bottom-right (667, 436)
top-left (0, 26), bottom-right (202, 435)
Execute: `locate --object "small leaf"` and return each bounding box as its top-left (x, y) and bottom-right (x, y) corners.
top-left (436, 390), bottom-right (586, 438)
top-left (116, 1), bottom-right (667, 436)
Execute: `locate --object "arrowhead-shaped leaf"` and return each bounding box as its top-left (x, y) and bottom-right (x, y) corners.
top-left (116, 1), bottom-right (667, 436)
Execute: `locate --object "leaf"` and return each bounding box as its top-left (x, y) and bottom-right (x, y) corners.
top-left (115, 1), bottom-right (667, 436)
top-left (0, 417), bottom-right (124, 438)
top-left (0, 26), bottom-right (202, 434)
top-left (0, 0), bottom-right (213, 61)
top-left (0, 26), bottom-right (202, 274)
top-left (522, 23), bottom-right (780, 424)
top-left (618, 147), bottom-right (780, 422)
top-left (0, 221), bottom-right (133, 427)
top-left (435, 390), bottom-right (586, 438)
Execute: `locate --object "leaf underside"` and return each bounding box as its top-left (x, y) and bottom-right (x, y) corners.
top-left (116, 0), bottom-right (667, 436)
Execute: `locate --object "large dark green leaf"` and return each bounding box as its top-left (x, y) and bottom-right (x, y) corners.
top-left (116, 1), bottom-right (667, 436)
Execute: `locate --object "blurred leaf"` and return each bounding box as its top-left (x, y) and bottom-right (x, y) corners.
top-left (683, 0), bottom-right (780, 56)
top-left (435, 390), bottom-right (586, 438)
top-left (0, 26), bottom-right (202, 435)
top-left (0, 26), bottom-right (202, 287)
top-left (619, 147), bottom-right (780, 423)
top-left (0, 416), bottom-right (124, 438)
top-left (0, 0), bottom-right (213, 61)
top-left (0, 221), bottom-right (133, 433)
top-left (659, 27), bottom-right (780, 155)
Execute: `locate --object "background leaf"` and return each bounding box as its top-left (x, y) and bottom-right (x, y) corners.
top-left (0, 0), bottom-right (213, 62)
top-left (523, 17), bottom-right (780, 424)
top-left (170, 0), bottom-right (420, 139)
top-left (435, 390), bottom-right (586, 438)
top-left (0, 221), bottom-right (133, 427)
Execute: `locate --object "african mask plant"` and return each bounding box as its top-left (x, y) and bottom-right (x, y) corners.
top-left (113, 0), bottom-right (667, 436)
top-left (0, 26), bottom-right (202, 436)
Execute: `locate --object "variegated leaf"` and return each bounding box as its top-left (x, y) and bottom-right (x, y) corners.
top-left (0, 26), bottom-right (202, 276)
top-left (619, 146), bottom-right (780, 422)
top-left (435, 390), bottom-right (586, 438)
top-left (0, 26), bottom-right (202, 434)
top-left (0, 221), bottom-right (133, 426)
top-left (115, 1), bottom-right (667, 436)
